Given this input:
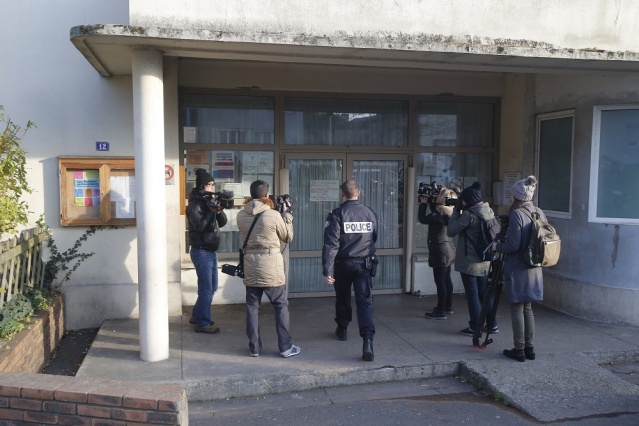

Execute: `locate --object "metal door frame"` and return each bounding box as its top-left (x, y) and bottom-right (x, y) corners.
top-left (283, 151), bottom-right (409, 297)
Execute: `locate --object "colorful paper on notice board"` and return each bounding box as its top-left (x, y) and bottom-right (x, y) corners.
top-left (74, 170), bottom-right (100, 206)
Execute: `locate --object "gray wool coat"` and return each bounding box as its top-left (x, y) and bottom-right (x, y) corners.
top-left (494, 202), bottom-right (544, 304)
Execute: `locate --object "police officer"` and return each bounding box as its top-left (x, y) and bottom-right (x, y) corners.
top-left (322, 180), bottom-right (378, 361)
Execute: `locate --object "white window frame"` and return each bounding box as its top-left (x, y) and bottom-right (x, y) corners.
top-left (535, 110), bottom-right (574, 219)
top-left (589, 104), bottom-right (639, 225)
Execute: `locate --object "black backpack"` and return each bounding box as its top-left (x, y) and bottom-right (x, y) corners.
top-left (519, 207), bottom-right (561, 267)
top-left (469, 212), bottom-right (501, 261)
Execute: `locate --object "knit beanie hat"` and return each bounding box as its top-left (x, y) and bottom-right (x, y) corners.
top-left (195, 168), bottom-right (215, 190)
top-left (510, 175), bottom-right (537, 202)
top-left (460, 181), bottom-right (482, 205)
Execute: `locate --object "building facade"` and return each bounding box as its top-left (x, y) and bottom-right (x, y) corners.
top-left (3, 1), bottom-right (639, 354)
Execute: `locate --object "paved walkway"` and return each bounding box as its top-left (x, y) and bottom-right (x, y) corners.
top-left (77, 294), bottom-right (639, 422)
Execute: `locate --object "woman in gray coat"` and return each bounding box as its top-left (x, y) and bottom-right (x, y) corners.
top-left (493, 176), bottom-right (544, 362)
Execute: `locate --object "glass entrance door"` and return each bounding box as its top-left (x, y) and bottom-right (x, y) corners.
top-left (285, 153), bottom-right (406, 295)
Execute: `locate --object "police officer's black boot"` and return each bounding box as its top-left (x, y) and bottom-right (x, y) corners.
top-left (335, 326), bottom-right (347, 341)
top-left (362, 338), bottom-right (374, 361)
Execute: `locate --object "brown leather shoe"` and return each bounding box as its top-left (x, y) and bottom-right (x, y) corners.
top-left (190, 315), bottom-right (214, 326)
top-left (194, 325), bottom-right (220, 334)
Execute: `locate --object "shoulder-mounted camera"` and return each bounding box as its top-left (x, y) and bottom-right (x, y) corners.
top-left (269, 194), bottom-right (293, 214)
top-left (203, 190), bottom-right (235, 209)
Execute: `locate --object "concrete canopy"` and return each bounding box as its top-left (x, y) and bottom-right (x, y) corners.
top-left (71, 24), bottom-right (639, 77)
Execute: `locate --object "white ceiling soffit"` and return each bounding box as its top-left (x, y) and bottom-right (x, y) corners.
top-left (70, 24), bottom-right (639, 78)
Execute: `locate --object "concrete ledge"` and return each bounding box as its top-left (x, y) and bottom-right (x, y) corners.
top-left (0, 372), bottom-right (188, 425)
top-left (543, 274), bottom-right (639, 327)
top-left (185, 362), bottom-right (460, 401)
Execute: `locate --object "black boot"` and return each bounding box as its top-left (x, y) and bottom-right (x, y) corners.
top-left (362, 339), bottom-right (374, 361)
top-left (335, 326), bottom-right (347, 341)
top-left (524, 346), bottom-right (535, 360)
top-left (503, 348), bottom-right (525, 362)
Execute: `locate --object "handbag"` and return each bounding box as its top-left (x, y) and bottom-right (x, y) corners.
top-left (221, 212), bottom-right (263, 278)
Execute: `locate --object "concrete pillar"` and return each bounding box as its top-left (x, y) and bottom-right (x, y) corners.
top-left (132, 48), bottom-right (169, 362)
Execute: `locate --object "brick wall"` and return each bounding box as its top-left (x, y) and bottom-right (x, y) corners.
top-left (0, 295), bottom-right (65, 374)
top-left (0, 372), bottom-right (188, 425)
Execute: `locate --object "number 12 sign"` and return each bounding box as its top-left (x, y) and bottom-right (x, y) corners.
top-left (96, 142), bottom-right (110, 151)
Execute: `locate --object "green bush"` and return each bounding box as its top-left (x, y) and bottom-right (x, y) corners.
top-left (0, 105), bottom-right (35, 234)
top-left (0, 289), bottom-right (54, 341)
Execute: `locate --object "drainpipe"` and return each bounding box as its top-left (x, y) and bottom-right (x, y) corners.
top-left (132, 48), bottom-right (169, 362)
top-left (405, 167), bottom-right (415, 293)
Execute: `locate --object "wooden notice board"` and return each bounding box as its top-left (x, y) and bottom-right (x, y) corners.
top-left (58, 157), bottom-right (136, 226)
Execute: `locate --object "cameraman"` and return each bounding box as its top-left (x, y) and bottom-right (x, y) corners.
top-left (186, 168), bottom-right (228, 334)
top-left (236, 180), bottom-right (300, 358)
top-left (417, 187), bottom-right (457, 320)
top-left (447, 181), bottom-right (498, 336)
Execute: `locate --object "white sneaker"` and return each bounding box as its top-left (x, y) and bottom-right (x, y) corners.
top-left (249, 352), bottom-right (259, 357)
top-left (280, 345), bottom-right (301, 358)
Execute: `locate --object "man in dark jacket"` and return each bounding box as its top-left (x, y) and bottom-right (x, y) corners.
top-left (323, 180), bottom-right (378, 361)
top-left (186, 168), bottom-right (228, 334)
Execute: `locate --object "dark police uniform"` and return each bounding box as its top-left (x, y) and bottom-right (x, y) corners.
top-left (322, 199), bottom-right (378, 340)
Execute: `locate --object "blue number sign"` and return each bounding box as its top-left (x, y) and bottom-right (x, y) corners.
top-left (96, 142), bottom-right (110, 151)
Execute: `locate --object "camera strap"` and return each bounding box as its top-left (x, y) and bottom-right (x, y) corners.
top-left (239, 212), bottom-right (265, 267)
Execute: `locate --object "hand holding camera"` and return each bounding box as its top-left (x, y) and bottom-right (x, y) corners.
top-left (269, 194), bottom-right (293, 214)
top-left (203, 190), bottom-right (235, 212)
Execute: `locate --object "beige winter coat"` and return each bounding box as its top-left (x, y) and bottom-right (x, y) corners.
top-left (236, 199), bottom-right (293, 287)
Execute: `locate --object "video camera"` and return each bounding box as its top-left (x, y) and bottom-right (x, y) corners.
top-left (203, 190), bottom-right (235, 210)
top-left (417, 182), bottom-right (442, 201)
top-left (418, 182), bottom-right (460, 208)
top-left (269, 194), bottom-right (293, 214)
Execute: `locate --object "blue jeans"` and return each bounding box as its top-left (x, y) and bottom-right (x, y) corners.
top-left (245, 285), bottom-right (292, 354)
top-left (461, 272), bottom-right (497, 331)
top-left (334, 260), bottom-right (375, 340)
top-left (190, 247), bottom-right (218, 327)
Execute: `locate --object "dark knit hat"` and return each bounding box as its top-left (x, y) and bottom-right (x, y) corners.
top-left (195, 168), bottom-right (214, 190)
top-left (460, 181), bottom-right (482, 205)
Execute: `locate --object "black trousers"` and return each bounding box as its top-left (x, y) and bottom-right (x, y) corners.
top-left (334, 260), bottom-right (375, 340)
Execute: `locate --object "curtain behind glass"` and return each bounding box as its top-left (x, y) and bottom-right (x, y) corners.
top-left (353, 160), bottom-right (404, 291)
top-left (418, 102), bottom-right (494, 147)
top-left (353, 160), bottom-right (404, 249)
top-left (288, 159), bottom-right (343, 251)
top-left (285, 98), bottom-right (408, 146)
top-left (182, 95), bottom-right (274, 144)
top-left (287, 159), bottom-right (342, 293)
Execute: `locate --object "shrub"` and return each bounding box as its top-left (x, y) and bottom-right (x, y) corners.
top-left (0, 289), bottom-right (54, 341)
top-left (0, 105), bottom-right (35, 235)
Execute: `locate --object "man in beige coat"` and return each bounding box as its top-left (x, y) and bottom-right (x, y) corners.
top-left (236, 180), bottom-right (300, 358)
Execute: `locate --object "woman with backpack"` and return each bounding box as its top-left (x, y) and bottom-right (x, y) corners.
top-left (417, 187), bottom-right (457, 320)
top-left (493, 175), bottom-right (545, 362)
top-left (447, 182), bottom-right (499, 336)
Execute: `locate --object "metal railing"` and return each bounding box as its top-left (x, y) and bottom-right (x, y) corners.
top-left (0, 227), bottom-right (46, 309)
